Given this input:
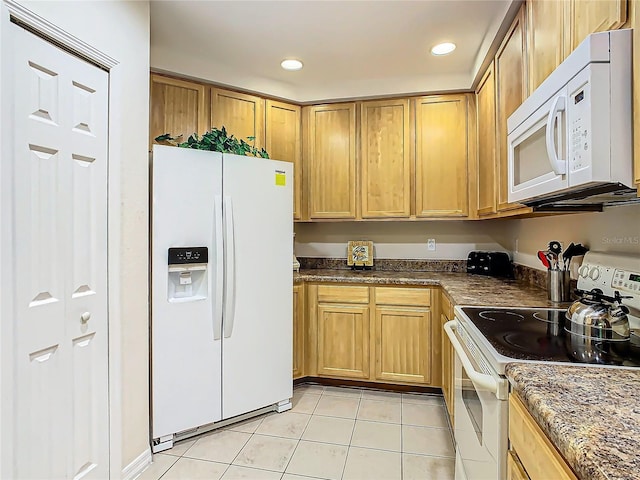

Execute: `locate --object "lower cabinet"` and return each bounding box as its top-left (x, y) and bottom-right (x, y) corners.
top-left (440, 293), bottom-right (455, 426)
top-left (374, 287), bottom-right (433, 384)
top-left (293, 284), bottom-right (305, 379)
top-left (305, 283), bottom-right (438, 386)
top-left (317, 304), bottom-right (370, 379)
top-left (508, 393), bottom-right (577, 480)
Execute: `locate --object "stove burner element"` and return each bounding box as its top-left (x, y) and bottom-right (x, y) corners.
top-left (478, 310), bottom-right (525, 323)
top-left (533, 310), bottom-right (565, 324)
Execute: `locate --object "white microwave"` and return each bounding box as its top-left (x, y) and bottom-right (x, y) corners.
top-left (507, 29), bottom-right (635, 208)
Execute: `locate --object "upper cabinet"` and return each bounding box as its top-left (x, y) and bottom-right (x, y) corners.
top-left (415, 94), bottom-right (471, 217)
top-left (265, 100), bottom-right (302, 219)
top-left (211, 88), bottom-right (265, 149)
top-left (150, 74), bottom-right (209, 148)
top-left (495, 5), bottom-right (531, 214)
top-left (526, 0), bottom-right (567, 93)
top-left (569, 0), bottom-right (627, 51)
top-left (475, 63), bottom-right (497, 217)
top-left (360, 99), bottom-right (411, 218)
top-left (305, 103), bottom-right (357, 219)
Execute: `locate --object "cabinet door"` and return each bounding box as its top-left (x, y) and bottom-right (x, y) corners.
top-left (360, 99), bottom-right (411, 218)
top-left (527, 0), bottom-right (567, 93)
top-left (307, 104), bottom-right (357, 219)
top-left (375, 306), bottom-right (431, 384)
top-left (495, 5), bottom-right (531, 214)
top-left (476, 63), bottom-right (497, 217)
top-left (266, 100), bottom-right (302, 219)
top-left (415, 94), bottom-right (470, 217)
top-left (293, 284), bottom-right (304, 379)
top-left (317, 304), bottom-right (369, 379)
top-left (150, 74), bottom-right (208, 147)
top-left (211, 88), bottom-right (265, 149)
top-left (570, 0), bottom-right (627, 51)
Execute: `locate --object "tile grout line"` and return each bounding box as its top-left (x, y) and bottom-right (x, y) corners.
top-left (154, 453), bottom-right (180, 480)
top-left (339, 394), bottom-right (361, 480)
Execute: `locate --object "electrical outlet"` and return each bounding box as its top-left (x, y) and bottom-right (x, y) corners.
top-left (427, 238), bottom-right (436, 251)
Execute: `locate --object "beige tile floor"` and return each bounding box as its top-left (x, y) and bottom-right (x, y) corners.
top-left (139, 384), bottom-right (455, 480)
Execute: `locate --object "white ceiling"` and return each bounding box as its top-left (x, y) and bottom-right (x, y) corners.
top-left (150, 0), bottom-right (514, 103)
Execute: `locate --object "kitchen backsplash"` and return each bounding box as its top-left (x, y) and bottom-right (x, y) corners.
top-left (298, 257), bottom-right (467, 272)
top-left (299, 257), bottom-right (550, 289)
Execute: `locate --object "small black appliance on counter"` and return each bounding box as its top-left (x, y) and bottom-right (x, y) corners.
top-left (466, 251), bottom-right (513, 278)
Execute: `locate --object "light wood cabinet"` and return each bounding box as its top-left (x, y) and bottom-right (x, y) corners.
top-left (495, 5), bottom-right (531, 215)
top-left (150, 74), bottom-right (209, 148)
top-left (475, 63), bottom-right (497, 217)
top-left (266, 100), bottom-right (302, 219)
top-left (507, 451), bottom-right (530, 480)
top-left (374, 287), bottom-right (432, 384)
top-left (306, 103), bottom-right (357, 219)
top-left (509, 393), bottom-right (577, 480)
top-left (308, 284), bottom-right (440, 386)
top-left (315, 284), bottom-right (370, 379)
top-left (415, 94), bottom-right (471, 217)
top-left (360, 99), bottom-right (411, 218)
top-left (211, 88), bottom-right (265, 149)
top-left (375, 307), bottom-right (431, 383)
top-left (526, 0), bottom-right (568, 94)
top-left (317, 304), bottom-right (370, 379)
top-left (440, 293), bottom-right (454, 426)
top-left (569, 0), bottom-right (627, 51)
top-left (293, 284), bottom-right (304, 379)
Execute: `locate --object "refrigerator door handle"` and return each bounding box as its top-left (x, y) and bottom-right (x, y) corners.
top-left (213, 195), bottom-right (224, 340)
top-left (223, 196), bottom-right (236, 338)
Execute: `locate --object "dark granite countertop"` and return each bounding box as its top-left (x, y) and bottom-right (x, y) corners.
top-left (295, 269), bottom-right (563, 308)
top-left (506, 363), bottom-right (640, 480)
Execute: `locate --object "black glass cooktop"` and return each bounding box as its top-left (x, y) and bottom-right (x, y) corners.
top-left (459, 306), bottom-right (640, 367)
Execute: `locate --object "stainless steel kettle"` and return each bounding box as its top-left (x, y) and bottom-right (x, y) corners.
top-left (564, 289), bottom-right (631, 364)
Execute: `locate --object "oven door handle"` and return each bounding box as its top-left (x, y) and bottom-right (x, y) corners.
top-left (444, 320), bottom-right (502, 397)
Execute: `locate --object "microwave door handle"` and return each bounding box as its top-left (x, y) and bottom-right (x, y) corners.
top-left (545, 95), bottom-right (567, 175)
top-left (444, 320), bottom-right (505, 399)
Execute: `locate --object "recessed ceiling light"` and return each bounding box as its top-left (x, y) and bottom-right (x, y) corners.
top-left (281, 59), bottom-right (303, 71)
top-left (431, 42), bottom-right (456, 56)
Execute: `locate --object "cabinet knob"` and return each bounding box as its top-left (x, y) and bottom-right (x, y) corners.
top-left (80, 312), bottom-right (91, 324)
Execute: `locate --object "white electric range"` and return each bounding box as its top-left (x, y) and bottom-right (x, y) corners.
top-left (444, 252), bottom-right (640, 480)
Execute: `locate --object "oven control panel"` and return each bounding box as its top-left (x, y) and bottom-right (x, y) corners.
top-left (577, 251), bottom-right (640, 313)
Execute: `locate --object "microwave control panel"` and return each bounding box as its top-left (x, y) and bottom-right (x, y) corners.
top-left (569, 80), bottom-right (591, 173)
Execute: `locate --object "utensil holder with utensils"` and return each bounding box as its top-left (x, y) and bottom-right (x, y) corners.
top-left (547, 269), bottom-right (571, 303)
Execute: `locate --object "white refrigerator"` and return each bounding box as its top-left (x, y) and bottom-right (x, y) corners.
top-left (151, 145), bottom-right (293, 452)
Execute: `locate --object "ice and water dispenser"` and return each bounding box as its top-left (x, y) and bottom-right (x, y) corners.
top-left (167, 247), bottom-right (208, 302)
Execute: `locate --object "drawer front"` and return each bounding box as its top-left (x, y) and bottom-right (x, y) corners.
top-left (317, 284), bottom-right (369, 304)
top-left (375, 287), bottom-right (431, 306)
top-left (508, 394), bottom-right (577, 480)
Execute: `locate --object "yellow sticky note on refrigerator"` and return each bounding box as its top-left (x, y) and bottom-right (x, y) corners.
top-left (275, 172), bottom-right (286, 186)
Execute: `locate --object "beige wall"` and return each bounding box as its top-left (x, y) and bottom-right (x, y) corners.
top-left (18, 0), bottom-right (151, 470)
top-left (487, 204), bottom-right (640, 269)
top-left (295, 205), bottom-right (640, 269)
top-left (295, 221), bottom-right (506, 259)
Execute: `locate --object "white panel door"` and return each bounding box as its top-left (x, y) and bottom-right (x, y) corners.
top-left (10, 24), bottom-right (109, 479)
top-left (222, 155), bottom-right (293, 419)
top-left (151, 146), bottom-right (223, 438)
